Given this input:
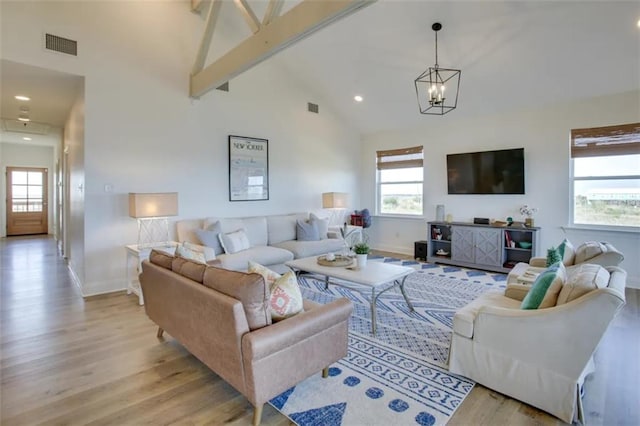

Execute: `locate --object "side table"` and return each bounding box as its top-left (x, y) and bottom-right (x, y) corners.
top-left (125, 242), bottom-right (178, 305)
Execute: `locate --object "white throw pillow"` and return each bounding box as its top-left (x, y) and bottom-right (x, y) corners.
top-left (310, 213), bottom-right (330, 239)
top-left (218, 228), bottom-right (251, 254)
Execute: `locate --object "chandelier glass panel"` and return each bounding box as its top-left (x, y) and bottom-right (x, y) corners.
top-left (414, 23), bottom-right (461, 115)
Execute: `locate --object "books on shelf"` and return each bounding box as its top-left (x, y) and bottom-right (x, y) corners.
top-left (504, 231), bottom-right (512, 247)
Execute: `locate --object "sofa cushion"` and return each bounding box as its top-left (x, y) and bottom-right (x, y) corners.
top-left (556, 263), bottom-right (610, 305)
top-left (171, 256), bottom-right (207, 283)
top-left (296, 219), bottom-right (320, 241)
top-left (453, 291), bottom-right (521, 338)
top-left (270, 271), bottom-right (304, 321)
top-left (521, 262), bottom-right (566, 309)
top-left (175, 242), bottom-right (207, 264)
top-left (574, 241), bottom-right (606, 264)
top-left (248, 260), bottom-right (281, 287)
top-left (558, 239), bottom-right (576, 266)
top-left (195, 221), bottom-right (224, 255)
top-left (202, 266), bottom-right (271, 330)
top-left (272, 239), bottom-right (344, 259)
top-left (219, 228), bottom-right (251, 254)
top-left (217, 246), bottom-right (294, 271)
top-left (266, 214), bottom-right (299, 245)
top-left (149, 249), bottom-right (174, 269)
top-left (183, 241), bottom-right (216, 262)
top-left (240, 216), bottom-right (269, 247)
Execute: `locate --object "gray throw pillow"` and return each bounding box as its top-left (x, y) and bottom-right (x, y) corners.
top-left (195, 221), bottom-right (224, 255)
top-left (296, 219), bottom-right (319, 241)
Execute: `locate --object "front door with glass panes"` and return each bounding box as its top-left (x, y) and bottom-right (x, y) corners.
top-left (6, 167), bottom-right (48, 235)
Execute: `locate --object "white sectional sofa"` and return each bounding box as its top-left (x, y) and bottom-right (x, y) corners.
top-left (176, 212), bottom-right (346, 273)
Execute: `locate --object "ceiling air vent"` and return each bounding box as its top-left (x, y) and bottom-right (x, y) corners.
top-left (45, 33), bottom-right (77, 56)
top-left (1, 119), bottom-right (51, 135)
top-left (307, 102), bottom-right (319, 114)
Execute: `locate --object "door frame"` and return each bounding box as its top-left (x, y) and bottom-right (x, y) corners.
top-left (6, 166), bottom-right (49, 236)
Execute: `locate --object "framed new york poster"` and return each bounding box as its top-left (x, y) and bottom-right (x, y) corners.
top-left (228, 135), bottom-right (269, 201)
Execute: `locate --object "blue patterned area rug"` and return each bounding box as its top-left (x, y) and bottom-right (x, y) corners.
top-left (269, 257), bottom-right (507, 426)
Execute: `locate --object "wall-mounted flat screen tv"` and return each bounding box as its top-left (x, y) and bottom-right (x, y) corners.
top-left (447, 148), bottom-right (525, 194)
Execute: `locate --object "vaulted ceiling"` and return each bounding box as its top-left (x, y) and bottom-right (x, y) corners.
top-left (1, 1), bottom-right (638, 143)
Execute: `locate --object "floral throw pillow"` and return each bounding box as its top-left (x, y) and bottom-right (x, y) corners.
top-left (269, 271), bottom-right (304, 321)
top-left (175, 243), bottom-right (207, 264)
top-left (248, 260), bottom-right (281, 288)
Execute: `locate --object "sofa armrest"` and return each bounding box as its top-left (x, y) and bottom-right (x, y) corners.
top-left (241, 298), bottom-right (353, 405)
top-left (471, 287), bottom-right (625, 378)
top-left (242, 298), bottom-right (353, 360)
top-left (529, 257), bottom-right (547, 267)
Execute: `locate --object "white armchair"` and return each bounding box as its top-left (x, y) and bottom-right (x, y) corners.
top-left (448, 266), bottom-right (626, 423)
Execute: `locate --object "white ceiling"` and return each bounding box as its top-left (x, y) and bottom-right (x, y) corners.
top-left (1, 60), bottom-right (82, 146)
top-left (274, 0), bottom-right (640, 134)
top-left (1, 1), bottom-right (638, 144)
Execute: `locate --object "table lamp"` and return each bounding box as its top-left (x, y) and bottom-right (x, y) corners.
top-left (128, 192), bottom-right (178, 247)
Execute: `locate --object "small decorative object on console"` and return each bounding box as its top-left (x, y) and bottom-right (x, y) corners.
top-left (519, 205), bottom-right (538, 227)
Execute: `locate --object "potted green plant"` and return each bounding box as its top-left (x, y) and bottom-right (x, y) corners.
top-left (353, 242), bottom-right (370, 268)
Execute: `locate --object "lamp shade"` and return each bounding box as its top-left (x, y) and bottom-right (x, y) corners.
top-left (128, 193), bottom-right (178, 218)
top-left (322, 192), bottom-right (348, 208)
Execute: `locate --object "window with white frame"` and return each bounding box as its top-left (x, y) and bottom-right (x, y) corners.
top-left (571, 123), bottom-right (640, 228)
top-left (376, 146), bottom-right (424, 216)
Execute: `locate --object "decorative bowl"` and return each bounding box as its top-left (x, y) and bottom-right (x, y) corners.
top-left (518, 241), bottom-right (533, 249)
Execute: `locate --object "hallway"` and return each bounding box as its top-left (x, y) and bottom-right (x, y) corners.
top-left (0, 236), bottom-right (286, 425)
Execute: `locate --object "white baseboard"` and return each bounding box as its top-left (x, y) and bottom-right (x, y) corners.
top-left (66, 262), bottom-right (83, 294)
top-left (82, 279), bottom-right (126, 298)
top-left (373, 243), bottom-right (414, 258)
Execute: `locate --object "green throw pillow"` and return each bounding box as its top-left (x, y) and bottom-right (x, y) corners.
top-left (546, 247), bottom-right (561, 267)
top-left (557, 239), bottom-right (576, 266)
top-left (521, 262), bottom-right (566, 310)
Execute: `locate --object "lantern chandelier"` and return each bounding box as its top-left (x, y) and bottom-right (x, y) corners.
top-left (414, 22), bottom-right (461, 115)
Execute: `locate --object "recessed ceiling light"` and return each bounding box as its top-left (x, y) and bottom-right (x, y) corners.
top-left (15, 95), bottom-right (30, 101)
top-left (18, 117), bottom-right (30, 122)
top-left (354, 95), bottom-right (363, 102)
top-left (637, 18), bottom-right (640, 28)
top-left (23, 137), bottom-right (32, 141)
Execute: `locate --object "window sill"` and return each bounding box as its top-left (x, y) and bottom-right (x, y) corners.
top-left (374, 214), bottom-right (426, 221)
top-left (562, 225), bottom-right (640, 235)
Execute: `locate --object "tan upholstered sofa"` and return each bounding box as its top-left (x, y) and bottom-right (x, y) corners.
top-left (140, 250), bottom-right (353, 425)
top-left (448, 264), bottom-right (626, 423)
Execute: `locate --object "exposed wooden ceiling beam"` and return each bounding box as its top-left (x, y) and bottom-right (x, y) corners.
top-left (190, 0), bottom-right (376, 98)
top-left (234, 0), bottom-right (261, 34)
top-left (262, 0), bottom-right (284, 26)
top-left (191, 0), bottom-right (222, 75)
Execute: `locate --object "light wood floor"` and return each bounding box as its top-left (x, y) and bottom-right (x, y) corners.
top-left (1, 237), bottom-right (637, 425)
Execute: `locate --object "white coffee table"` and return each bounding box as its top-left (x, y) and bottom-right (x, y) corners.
top-left (285, 256), bottom-right (415, 335)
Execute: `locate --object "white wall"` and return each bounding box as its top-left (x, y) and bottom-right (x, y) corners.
top-left (63, 86), bottom-right (86, 286)
top-left (1, 1), bottom-right (362, 295)
top-left (361, 90), bottom-right (640, 287)
top-left (0, 142), bottom-right (56, 237)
